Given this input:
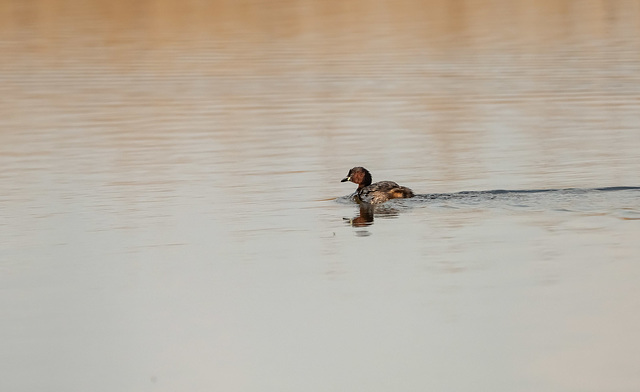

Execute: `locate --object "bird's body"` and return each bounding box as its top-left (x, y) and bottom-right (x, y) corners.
top-left (341, 167), bottom-right (414, 204)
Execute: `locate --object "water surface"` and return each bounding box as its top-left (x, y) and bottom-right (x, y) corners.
top-left (1, 1), bottom-right (640, 391)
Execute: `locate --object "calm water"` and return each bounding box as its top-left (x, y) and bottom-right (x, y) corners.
top-left (2, 1), bottom-right (640, 391)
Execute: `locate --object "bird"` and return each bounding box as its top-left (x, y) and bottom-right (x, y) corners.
top-left (341, 166), bottom-right (414, 204)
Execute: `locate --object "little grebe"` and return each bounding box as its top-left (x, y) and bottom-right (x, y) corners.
top-left (341, 166), bottom-right (414, 204)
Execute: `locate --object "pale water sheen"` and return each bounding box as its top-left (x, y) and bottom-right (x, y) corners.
top-left (1, 1), bottom-right (640, 391)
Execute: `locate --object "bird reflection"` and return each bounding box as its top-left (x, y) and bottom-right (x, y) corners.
top-left (344, 203), bottom-right (400, 227)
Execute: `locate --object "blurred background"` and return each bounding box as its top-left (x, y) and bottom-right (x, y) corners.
top-left (1, 1), bottom-right (640, 391)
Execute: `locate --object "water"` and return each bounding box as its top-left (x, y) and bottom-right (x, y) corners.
top-left (1, 1), bottom-right (640, 391)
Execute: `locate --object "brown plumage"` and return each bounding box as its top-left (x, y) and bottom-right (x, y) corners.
top-left (341, 166), bottom-right (414, 204)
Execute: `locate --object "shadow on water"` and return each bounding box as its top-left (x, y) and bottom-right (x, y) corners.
top-left (458, 186), bottom-right (640, 195)
top-left (341, 186), bottom-right (640, 228)
top-left (342, 204), bottom-right (400, 228)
